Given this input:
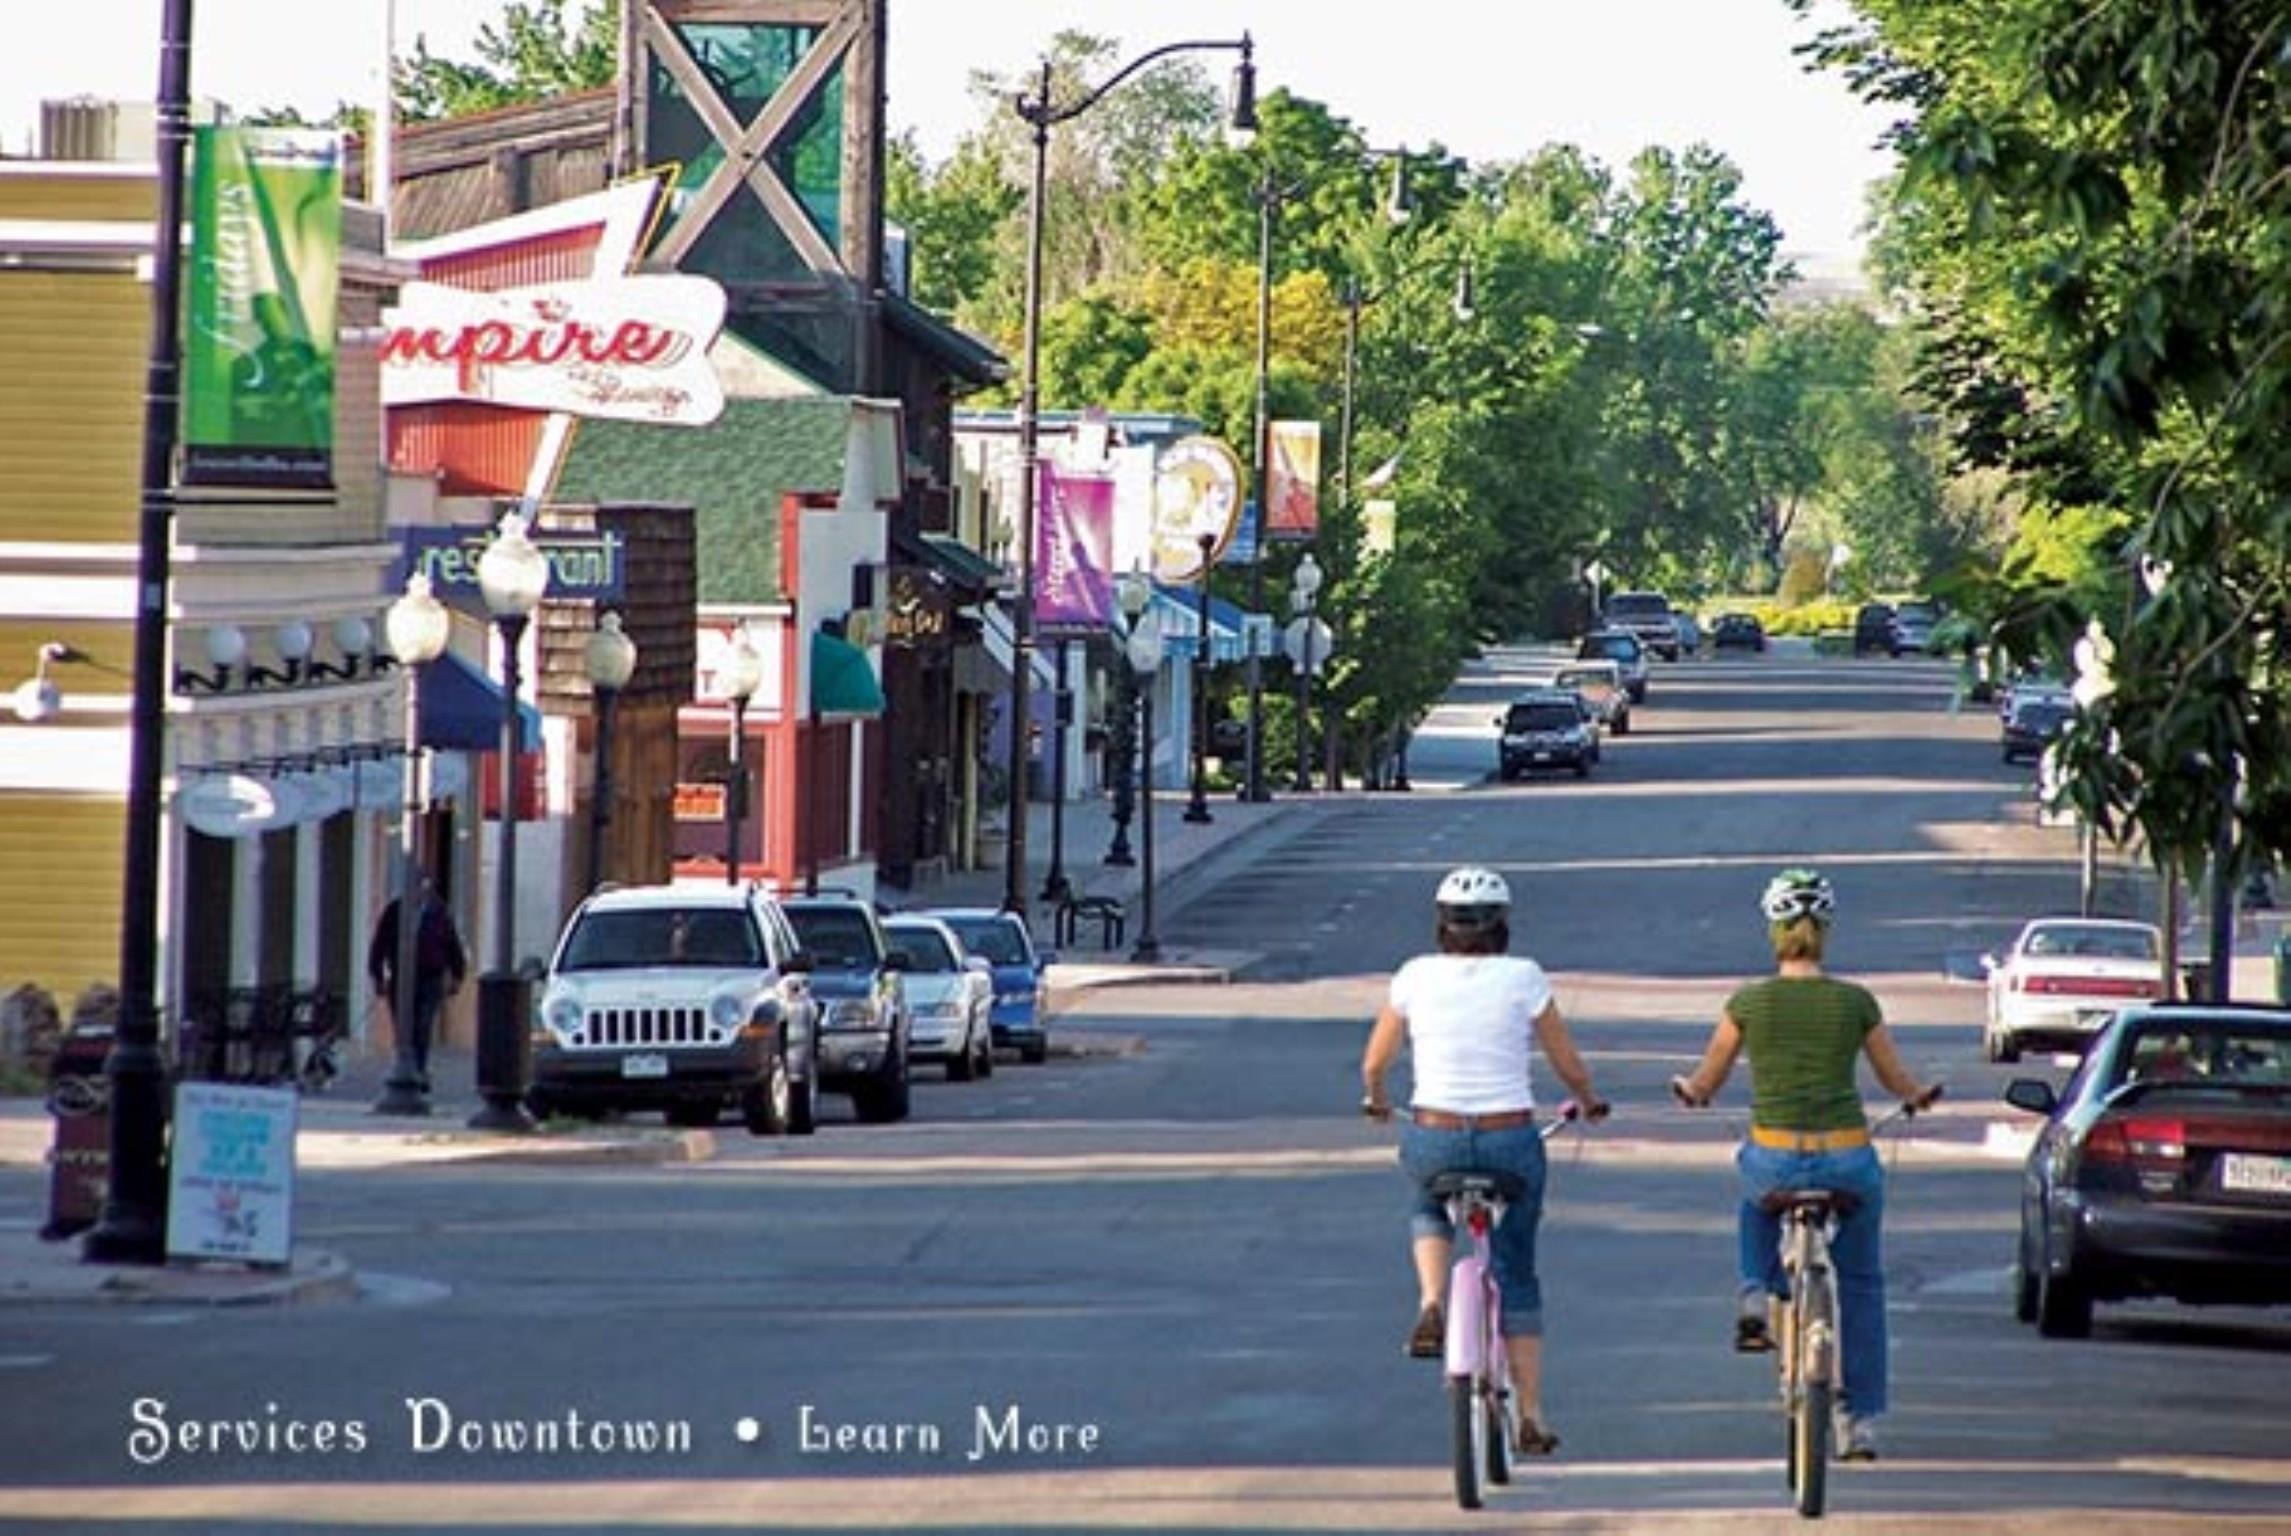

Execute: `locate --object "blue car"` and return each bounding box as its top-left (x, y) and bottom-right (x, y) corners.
top-left (925, 908), bottom-right (1052, 1064)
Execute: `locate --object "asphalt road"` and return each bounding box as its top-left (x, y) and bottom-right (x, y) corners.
top-left (1, 645), bottom-right (2286, 1534)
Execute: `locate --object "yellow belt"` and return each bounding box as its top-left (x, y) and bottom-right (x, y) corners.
top-left (1749, 1124), bottom-right (1870, 1152)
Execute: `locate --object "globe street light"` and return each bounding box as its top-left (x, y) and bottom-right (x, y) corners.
top-left (1103, 571), bottom-right (1154, 868)
top-left (1289, 552), bottom-right (1324, 792)
top-left (583, 611), bottom-right (637, 894)
top-left (1003, 32), bottom-right (1257, 917)
top-left (719, 623), bottom-right (765, 886)
top-left (470, 509), bottom-right (550, 1134)
top-left (1127, 614), bottom-right (1167, 964)
top-left (374, 573), bottom-right (450, 1118)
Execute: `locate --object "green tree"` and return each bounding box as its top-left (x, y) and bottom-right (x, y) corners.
top-left (396, 0), bottom-right (616, 123)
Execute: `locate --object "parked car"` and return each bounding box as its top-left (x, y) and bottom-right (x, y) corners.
top-left (926, 908), bottom-right (1052, 1064)
top-left (1576, 629), bottom-right (1650, 702)
top-left (1603, 590), bottom-right (1681, 660)
top-left (882, 915), bottom-right (995, 1082)
top-left (1551, 659), bottom-right (1631, 735)
top-left (784, 895), bottom-right (912, 1123)
top-left (2002, 687), bottom-right (2075, 764)
top-left (1496, 690), bottom-right (1598, 780)
top-left (1983, 917), bottom-right (2167, 1062)
top-left (529, 884), bottom-right (818, 1135)
top-left (1712, 611), bottom-right (1767, 653)
top-left (1852, 601), bottom-right (1900, 657)
top-left (2005, 1003), bottom-right (2291, 1338)
top-left (1891, 599), bottom-right (1943, 653)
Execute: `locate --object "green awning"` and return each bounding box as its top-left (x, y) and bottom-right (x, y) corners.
top-left (811, 629), bottom-right (885, 717)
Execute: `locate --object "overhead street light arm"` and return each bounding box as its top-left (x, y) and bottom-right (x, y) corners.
top-left (1016, 34), bottom-right (1255, 131)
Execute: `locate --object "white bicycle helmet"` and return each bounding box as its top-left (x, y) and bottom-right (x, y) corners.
top-left (1761, 867), bottom-right (1836, 925)
top-left (1436, 866), bottom-right (1512, 931)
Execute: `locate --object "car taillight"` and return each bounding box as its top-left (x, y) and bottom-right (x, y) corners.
top-left (2015, 975), bottom-right (2160, 997)
top-left (2085, 1115), bottom-right (2187, 1163)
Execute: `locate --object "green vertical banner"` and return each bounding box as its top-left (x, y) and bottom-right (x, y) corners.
top-left (184, 126), bottom-right (342, 489)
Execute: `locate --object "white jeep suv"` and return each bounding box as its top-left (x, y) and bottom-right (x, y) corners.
top-left (529, 884), bottom-right (820, 1135)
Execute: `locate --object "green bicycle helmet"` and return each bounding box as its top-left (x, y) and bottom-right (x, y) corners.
top-left (1760, 867), bottom-right (1836, 925)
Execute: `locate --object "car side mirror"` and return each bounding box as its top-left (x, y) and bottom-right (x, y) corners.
top-left (881, 949), bottom-right (910, 973)
top-left (782, 950), bottom-right (815, 975)
top-left (2003, 1078), bottom-right (2058, 1116)
top-left (1978, 952), bottom-right (2000, 974)
top-left (1493, 715), bottom-right (1505, 728)
top-left (966, 956), bottom-right (993, 975)
top-left (1037, 948), bottom-right (1058, 966)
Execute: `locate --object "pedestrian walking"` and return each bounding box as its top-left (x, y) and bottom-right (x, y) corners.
top-left (367, 880), bottom-right (466, 1089)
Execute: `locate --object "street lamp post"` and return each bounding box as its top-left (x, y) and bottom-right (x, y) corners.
top-left (583, 611), bottom-right (637, 894)
top-left (1127, 611), bottom-right (1166, 964)
top-left (81, 0), bottom-right (194, 1266)
top-left (1289, 553), bottom-right (1323, 792)
top-left (719, 623), bottom-right (765, 887)
top-left (1185, 531), bottom-right (1216, 824)
top-left (470, 510), bottom-right (550, 1134)
top-left (374, 574), bottom-right (450, 1118)
top-left (1105, 573), bottom-right (1153, 867)
top-left (1039, 637), bottom-right (1073, 904)
top-left (1003, 33), bottom-right (1256, 917)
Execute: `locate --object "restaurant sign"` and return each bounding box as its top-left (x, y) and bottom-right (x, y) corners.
top-left (884, 566), bottom-right (951, 650)
top-left (393, 525), bottom-right (626, 607)
top-left (382, 275), bottom-right (727, 426)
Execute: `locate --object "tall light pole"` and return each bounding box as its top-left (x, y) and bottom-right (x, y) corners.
top-left (1003, 33), bottom-right (1257, 917)
top-left (375, 574), bottom-right (449, 1119)
top-left (1104, 572), bottom-right (1153, 867)
top-left (719, 623), bottom-right (764, 887)
top-left (83, 0), bottom-right (195, 1264)
top-left (1126, 605), bottom-right (1166, 964)
top-left (1186, 531), bottom-right (1216, 824)
top-left (1288, 552), bottom-right (1323, 792)
top-left (471, 510), bottom-right (549, 1134)
top-left (583, 611), bottom-right (637, 894)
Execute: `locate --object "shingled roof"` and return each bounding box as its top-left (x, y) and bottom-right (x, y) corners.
top-left (553, 397), bottom-right (852, 605)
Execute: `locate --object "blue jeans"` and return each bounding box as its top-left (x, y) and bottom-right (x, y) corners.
top-left (1400, 1122), bottom-right (1549, 1337)
top-left (1737, 1141), bottom-right (1888, 1418)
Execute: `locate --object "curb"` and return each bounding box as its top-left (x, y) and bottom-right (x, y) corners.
top-left (0, 1241), bottom-right (359, 1308)
top-left (378, 1128), bottom-right (715, 1167)
top-left (1047, 962), bottom-right (1236, 1002)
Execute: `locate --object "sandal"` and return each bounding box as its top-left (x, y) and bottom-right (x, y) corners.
top-left (1406, 1302), bottom-right (1444, 1358)
top-left (1513, 1416), bottom-right (1561, 1456)
top-left (1734, 1315), bottom-right (1774, 1353)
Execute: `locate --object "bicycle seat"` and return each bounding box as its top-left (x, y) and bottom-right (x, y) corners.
top-left (1428, 1170), bottom-right (1526, 1203)
top-left (1759, 1188), bottom-right (1861, 1218)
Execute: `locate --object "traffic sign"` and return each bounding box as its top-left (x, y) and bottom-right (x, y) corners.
top-left (1282, 616), bottom-right (1333, 675)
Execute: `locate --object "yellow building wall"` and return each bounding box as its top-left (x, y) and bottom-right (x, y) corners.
top-left (0, 170), bottom-right (156, 224)
top-left (0, 794), bottom-right (126, 1007)
top-left (0, 620), bottom-right (132, 679)
top-left (0, 273), bottom-right (144, 546)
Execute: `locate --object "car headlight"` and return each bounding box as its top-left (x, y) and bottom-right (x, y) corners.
top-left (828, 998), bottom-right (878, 1029)
top-left (710, 990), bottom-right (747, 1033)
top-left (542, 993), bottom-right (584, 1040)
top-left (917, 1001), bottom-right (964, 1021)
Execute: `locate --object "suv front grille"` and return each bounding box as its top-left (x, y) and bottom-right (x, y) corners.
top-left (580, 1006), bottom-right (713, 1048)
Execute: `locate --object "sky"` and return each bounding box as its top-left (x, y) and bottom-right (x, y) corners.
top-left (0, 0), bottom-right (1899, 267)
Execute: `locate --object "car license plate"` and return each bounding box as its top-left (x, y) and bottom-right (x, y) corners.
top-left (1532, 752), bottom-right (1553, 763)
top-left (2220, 1153), bottom-right (2291, 1196)
top-left (621, 1053), bottom-right (669, 1080)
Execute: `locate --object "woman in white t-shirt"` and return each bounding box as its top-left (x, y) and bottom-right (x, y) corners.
top-left (1361, 866), bottom-right (1608, 1456)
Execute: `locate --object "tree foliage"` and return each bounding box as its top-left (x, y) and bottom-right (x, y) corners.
top-left (396, 0), bottom-right (617, 123)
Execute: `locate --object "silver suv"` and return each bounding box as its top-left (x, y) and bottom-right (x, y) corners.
top-left (1602, 591), bottom-right (1681, 661)
top-left (530, 884), bottom-right (820, 1135)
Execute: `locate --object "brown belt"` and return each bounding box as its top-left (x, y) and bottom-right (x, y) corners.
top-left (1412, 1107), bottom-right (1534, 1132)
top-left (1749, 1124), bottom-right (1870, 1152)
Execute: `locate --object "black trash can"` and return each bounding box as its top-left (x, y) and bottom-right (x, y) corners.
top-left (41, 1025), bottom-right (113, 1240)
top-left (2179, 959), bottom-right (2215, 1003)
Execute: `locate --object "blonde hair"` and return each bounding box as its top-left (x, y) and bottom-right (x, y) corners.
top-left (1770, 916), bottom-right (1827, 963)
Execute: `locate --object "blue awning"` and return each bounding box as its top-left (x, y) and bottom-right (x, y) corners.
top-left (1150, 582), bottom-right (1262, 663)
top-left (811, 629), bottom-right (886, 717)
top-left (417, 649), bottom-right (542, 753)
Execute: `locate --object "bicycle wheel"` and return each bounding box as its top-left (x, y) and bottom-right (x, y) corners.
top-left (1793, 1274), bottom-right (1835, 1518)
top-left (1449, 1374), bottom-right (1483, 1510)
top-left (1482, 1378), bottom-right (1512, 1486)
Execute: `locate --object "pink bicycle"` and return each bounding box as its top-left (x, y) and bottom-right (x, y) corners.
top-left (1400, 1103), bottom-right (1586, 1511)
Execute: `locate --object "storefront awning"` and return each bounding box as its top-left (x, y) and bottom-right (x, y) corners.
top-left (811, 629), bottom-right (886, 717)
top-left (418, 649), bottom-right (543, 753)
top-left (918, 532), bottom-right (1006, 595)
top-left (1150, 582), bottom-right (1260, 663)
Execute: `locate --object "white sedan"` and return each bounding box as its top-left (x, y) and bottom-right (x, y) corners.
top-left (1982, 917), bottom-right (2166, 1062)
top-left (882, 916), bottom-right (996, 1082)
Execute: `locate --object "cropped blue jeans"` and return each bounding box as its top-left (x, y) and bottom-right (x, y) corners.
top-left (1400, 1121), bottom-right (1550, 1337)
top-left (1737, 1141), bottom-right (1888, 1418)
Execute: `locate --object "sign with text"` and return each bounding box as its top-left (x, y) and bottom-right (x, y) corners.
top-left (884, 566), bottom-right (952, 650)
top-left (165, 1081), bottom-right (297, 1267)
top-left (383, 276), bottom-right (727, 426)
top-left (1265, 420), bottom-right (1322, 540)
top-left (184, 126), bottom-right (342, 490)
top-left (392, 526), bottom-right (626, 608)
top-left (1034, 464), bottom-right (1115, 637)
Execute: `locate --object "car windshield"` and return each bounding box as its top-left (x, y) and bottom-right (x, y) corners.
top-left (2119, 1021), bottom-right (2291, 1090)
top-left (786, 907), bottom-right (881, 969)
top-left (2015, 702), bottom-right (2073, 729)
top-left (885, 925), bottom-right (957, 973)
top-left (1505, 703), bottom-right (1579, 732)
top-left (1897, 603), bottom-right (1939, 623)
top-left (943, 917), bottom-right (1027, 966)
top-left (1607, 595), bottom-right (1668, 617)
top-left (1580, 635), bottom-right (1639, 661)
top-left (1552, 669), bottom-right (1609, 692)
top-left (2025, 925), bottom-right (2158, 961)
top-left (556, 908), bottom-right (761, 971)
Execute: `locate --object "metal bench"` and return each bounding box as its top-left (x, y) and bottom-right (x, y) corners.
top-left (1055, 895), bottom-right (1127, 951)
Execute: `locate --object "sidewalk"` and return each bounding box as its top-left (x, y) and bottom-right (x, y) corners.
top-left (881, 784), bottom-right (1320, 996)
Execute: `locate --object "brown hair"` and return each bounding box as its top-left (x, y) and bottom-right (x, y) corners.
top-left (1770, 916), bottom-right (1827, 964)
top-left (1438, 919), bottom-right (1510, 956)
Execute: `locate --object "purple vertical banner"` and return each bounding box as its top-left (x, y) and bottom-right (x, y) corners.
top-left (1035, 462), bottom-right (1116, 637)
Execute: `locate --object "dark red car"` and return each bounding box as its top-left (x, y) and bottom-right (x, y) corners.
top-left (2007, 1003), bottom-right (2291, 1337)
